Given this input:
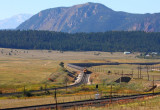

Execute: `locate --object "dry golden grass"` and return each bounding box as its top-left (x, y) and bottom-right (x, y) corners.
top-left (0, 48), bottom-right (160, 91)
top-left (0, 93), bottom-right (97, 109)
top-left (0, 58), bottom-right (60, 91)
top-left (71, 95), bottom-right (160, 110)
top-left (1, 48), bottom-right (160, 109)
top-left (89, 63), bottom-right (160, 84)
top-left (0, 48), bottom-right (142, 88)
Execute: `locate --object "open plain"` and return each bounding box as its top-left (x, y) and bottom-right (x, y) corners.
top-left (0, 48), bottom-right (160, 109)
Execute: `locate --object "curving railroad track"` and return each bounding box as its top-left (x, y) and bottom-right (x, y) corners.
top-left (1, 63), bottom-right (160, 109)
top-left (3, 92), bottom-right (160, 110)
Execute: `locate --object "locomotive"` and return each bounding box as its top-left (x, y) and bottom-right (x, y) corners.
top-left (83, 68), bottom-right (88, 73)
top-left (67, 64), bottom-right (88, 74)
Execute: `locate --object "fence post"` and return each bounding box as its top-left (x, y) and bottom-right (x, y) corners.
top-left (110, 85), bottom-right (112, 104)
top-left (23, 86), bottom-right (26, 95)
top-left (132, 69), bottom-right (134, 78)
top-left (45, 84), bottom-right (47, 93)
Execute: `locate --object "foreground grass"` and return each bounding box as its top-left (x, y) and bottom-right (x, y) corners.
top-left (1, 81), bottom-right (159, 109)
top-left (73, 95), bottom-right (160, 110)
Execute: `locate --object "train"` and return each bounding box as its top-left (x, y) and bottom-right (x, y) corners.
top-left (83, 68), bottom-right (88, 73)
top-left (67, 63), bottom-right (88, 73)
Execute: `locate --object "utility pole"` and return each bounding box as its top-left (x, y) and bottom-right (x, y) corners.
top-left (122, 70), bottom-right (123, 77)
top-left (54, 88), bottom-right (58, 110)
top-left (140, 66), bottom-right (142, 79)
top-left (153, 76), bottom-right (155, 95)
top-left (137, 66), bottom-right (139, 79)
top-left (146, 65), bottom-right (149, 81)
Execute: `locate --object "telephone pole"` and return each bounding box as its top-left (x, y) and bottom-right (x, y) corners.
top-left (54, 88), bottom-right (58, 110)
top-left (110, 85), bottom-right (112, 103)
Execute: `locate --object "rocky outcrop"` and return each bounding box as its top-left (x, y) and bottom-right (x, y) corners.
top-left (17, 3), bottom-right (160, 33)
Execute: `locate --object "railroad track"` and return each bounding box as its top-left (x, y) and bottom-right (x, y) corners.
top-left (1, 62), bottom-right (159, 97)
top-left (1, 62), bottom-right (160, 97)
top-left (3, 92), bottom-right (160, 110)
top-left (1, 63), bottom-right (160, 109)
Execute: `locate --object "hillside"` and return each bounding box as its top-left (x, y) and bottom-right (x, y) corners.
top-left (0, 30), bottom-right (160, 52)
top-left (17, 2), bottom-right (160, 33)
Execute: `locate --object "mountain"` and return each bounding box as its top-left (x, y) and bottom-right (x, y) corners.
top-left (17, 3), bottom-right (160, 33)
top-left (0, 14), bottom-right (32, 29)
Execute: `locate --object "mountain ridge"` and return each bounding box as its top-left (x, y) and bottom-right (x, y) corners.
top-left (17, 3), bottom-right (160, 33)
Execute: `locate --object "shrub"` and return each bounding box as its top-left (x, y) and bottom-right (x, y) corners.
top-left (59, 62), bottom-right (64, 68)
top-left (23, 90), bottom-right (32, 97)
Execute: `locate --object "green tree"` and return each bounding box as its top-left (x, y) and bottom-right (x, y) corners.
top-left (59, 62), bottom-right (64, 68)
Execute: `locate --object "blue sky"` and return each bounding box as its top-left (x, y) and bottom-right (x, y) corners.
top-left (0, 0), bottom-right (160, 20)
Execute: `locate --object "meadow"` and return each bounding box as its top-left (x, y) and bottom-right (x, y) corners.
top-left (69, 95), bottom-right (160, 110)
top-left (0, 48), bottom-right (160, 109)
top-left (0, 48), bottom-right (143, 90)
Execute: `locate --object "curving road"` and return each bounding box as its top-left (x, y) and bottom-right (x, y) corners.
top-left (0, 63), bottom-right (90, 97)
top-left (1, 62), bottom-right (159, 97)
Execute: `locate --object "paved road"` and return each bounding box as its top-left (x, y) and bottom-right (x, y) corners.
top-left (1, 62), bottom-right (159, 97)
top-left (0, 63), bottom-right (89, 97)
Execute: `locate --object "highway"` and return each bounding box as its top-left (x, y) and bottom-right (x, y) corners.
top-left (1, 62), bottom-right (159, 97)
top-left (1, 63), bottom-right (160, 109)
top-left (0, 63), bottom-right (90, 97)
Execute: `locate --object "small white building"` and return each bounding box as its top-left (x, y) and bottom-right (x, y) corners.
top-left (146, 54), bottom-right (150, 57)
top-left (124, 52), bottom-right (131, 55)
top-left (151, 52), bottom-right (158, 55)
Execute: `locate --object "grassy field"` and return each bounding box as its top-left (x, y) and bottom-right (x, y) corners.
top-left (0, 48), bottom-right (160, 109)
top-left (68, 95), bottom-right (160, 110)
top-left (0, 83), bottom-right (158, 109)
top-left (0, 48), bottom-right (160, 91)
top-left (0, 48), bottom-right (142, 90)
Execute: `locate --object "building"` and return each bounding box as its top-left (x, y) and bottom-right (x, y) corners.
top-left (124, 52), bottom-right (131, 55)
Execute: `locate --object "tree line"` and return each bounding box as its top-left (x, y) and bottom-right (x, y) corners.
top-left (0, 30), bottom-right (160, 52)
